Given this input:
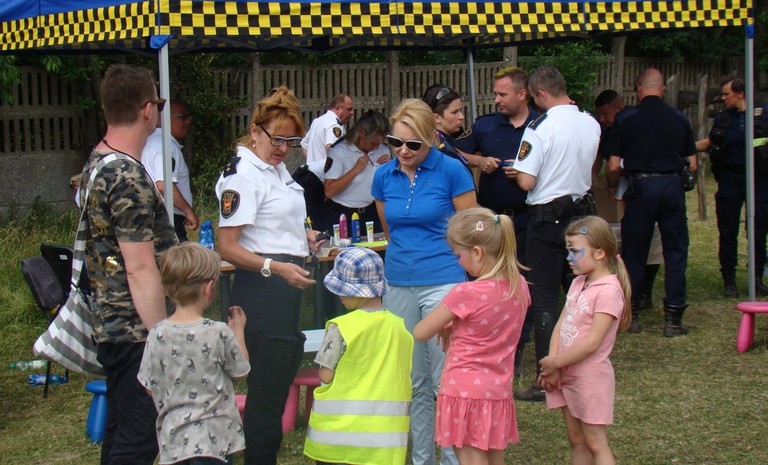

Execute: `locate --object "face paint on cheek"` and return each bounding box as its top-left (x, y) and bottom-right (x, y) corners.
top-left (567, 248), bottom-right (586, 264)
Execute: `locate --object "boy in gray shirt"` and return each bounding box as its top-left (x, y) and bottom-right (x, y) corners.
top-left (139, 242), bottom-right (250, 465)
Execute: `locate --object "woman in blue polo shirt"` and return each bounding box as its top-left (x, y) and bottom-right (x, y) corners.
top-left (372, 98), bottom-right (476, 465)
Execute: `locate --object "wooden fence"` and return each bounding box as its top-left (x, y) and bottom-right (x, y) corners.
top-left (0, 54), bottom-right (742, 212)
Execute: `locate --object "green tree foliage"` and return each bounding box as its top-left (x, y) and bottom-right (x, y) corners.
top-left (522, 41), bottom-right (607, 112)
top-left (0, 56), bottom-right (21, 105)
top-left (168, 54), bottom-right (245, 200)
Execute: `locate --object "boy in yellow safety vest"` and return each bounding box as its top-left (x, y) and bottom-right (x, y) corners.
top-left (304, 247), bottom-right (414, 465)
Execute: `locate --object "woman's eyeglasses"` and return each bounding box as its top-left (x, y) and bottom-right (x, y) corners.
top-left (386, 135), bottom-right (423, 151)
top-left (143, 98), bottom-right (166, 112)
top-left (258, 124), bottom-right (303, 148)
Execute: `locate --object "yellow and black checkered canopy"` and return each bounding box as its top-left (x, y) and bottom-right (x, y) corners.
top-left (0, 0), bottom-right (752, 53)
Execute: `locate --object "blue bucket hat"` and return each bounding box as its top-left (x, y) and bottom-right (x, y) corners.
top-left (324, 247), bottom-right (389, 298)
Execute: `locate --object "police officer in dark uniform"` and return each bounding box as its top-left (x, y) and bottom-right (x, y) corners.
top-left (607, 68), bottom-right (698, 337)
top-left (696, 78), bottom-right (768, 297)
top-left (422, 84), bottom-right (473, 174)
top-left (456, 67), bottom-right (538, 244)
top-left (455, 67), bottom-right (538, 376)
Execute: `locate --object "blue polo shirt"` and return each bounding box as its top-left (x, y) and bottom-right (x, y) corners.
top-left (455, 110), bottom-right (538, 212)
top-left (371, 147), bottom-right (475, 286)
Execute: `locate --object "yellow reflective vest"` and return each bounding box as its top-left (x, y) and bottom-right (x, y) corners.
top-left (304, 309), bottom-right (414, 465)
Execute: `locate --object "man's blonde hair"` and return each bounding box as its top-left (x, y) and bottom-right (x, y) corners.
top-left (160, 242), bottom-right (221, 306)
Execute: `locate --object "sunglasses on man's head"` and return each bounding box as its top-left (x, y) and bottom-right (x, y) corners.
top-left (259, 124), bottom-right (303, 148)
top-left (386, 135), bottom-right (423, 151)
top-left (143, 98), bottom-right (166, 112)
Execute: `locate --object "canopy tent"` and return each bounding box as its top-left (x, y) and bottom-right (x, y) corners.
top-left (0, 0), bottom-right (759, 298)
top-left (0, 0), bottom-right (752, 54)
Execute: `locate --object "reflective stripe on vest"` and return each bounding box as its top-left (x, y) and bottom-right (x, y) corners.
top-left (312, 398), bottom-right (410, 416)
top-left (306, 428), bottom-right (409, 448)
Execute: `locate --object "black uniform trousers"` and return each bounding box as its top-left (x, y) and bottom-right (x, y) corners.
top-left (622, 176), bottom-right (688, 310)
top-left (525, 200), bottom-right (576, 369)
top-left (715, 168), bottom-right (768, 281)
top-left (173, 213), bottom-right (188, 242)
top-left (231, 258), bottom-right (306, 465)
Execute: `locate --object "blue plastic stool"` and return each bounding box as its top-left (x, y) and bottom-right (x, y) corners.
top-left (85, 380), bottom-right (107, 444)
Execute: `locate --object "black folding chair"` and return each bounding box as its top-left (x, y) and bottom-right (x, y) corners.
top-left (40, 242), bottom-right (89, 295)
top-left (20, 256), bottom-right (69, 397)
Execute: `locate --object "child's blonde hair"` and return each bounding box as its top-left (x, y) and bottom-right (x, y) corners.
top-left (565, 216), bottom-right (632, 331)
top-left (160, 242), bottom-right (221, 306)
top-left (446, 207), bottom-right (527, 300)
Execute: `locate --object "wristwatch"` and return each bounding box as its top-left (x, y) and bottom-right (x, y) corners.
top-left (260, 258), bottom-right (272, 278)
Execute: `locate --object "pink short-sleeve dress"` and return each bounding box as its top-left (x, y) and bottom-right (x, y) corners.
top-left (436, 278), bottom-right (530, 450)
top-left (545, 274), bottom-right (625, 425)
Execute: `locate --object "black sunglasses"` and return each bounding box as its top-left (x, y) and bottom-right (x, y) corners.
top-left (386, 135), bottom-right (423, 151)
top-left (435, 87), bottom-right (451, 102)
top-left (143, 97), bottom-right (166, 112)
top-left (258, 124), bottom-right (303, 148)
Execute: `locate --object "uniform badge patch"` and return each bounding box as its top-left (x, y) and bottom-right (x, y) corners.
top-left (457, 128), bottom-right (472, 139)
top-left (220, 190), bottom-right (240, 219)
top-left (518, 141), bottom-right (532, 161)
top-left (756, 108), bottom-right (763, 117)
top-left (333, 127), bottom-right (342, 138)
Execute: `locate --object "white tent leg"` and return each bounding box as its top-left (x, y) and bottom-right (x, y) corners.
top-left (159, 43), bottom-right (174, 226)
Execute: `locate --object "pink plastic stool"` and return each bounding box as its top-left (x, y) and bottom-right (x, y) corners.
top-left (735, 301), bottom-right (768, 352)
top-left (234, 367), bottom-right (321, 433)
top-left (283, 367), bottom-right (322, 432)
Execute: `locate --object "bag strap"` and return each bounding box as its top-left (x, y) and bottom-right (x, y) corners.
top-left (70, 153), bottom-right (134, 291)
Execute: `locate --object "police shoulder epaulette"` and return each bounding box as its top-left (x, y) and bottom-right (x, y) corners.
top-left (329, 137), bottom-right (344, 149)
top-left (456, 127), bottom-right (472, 140)
top-left (222, 156), bottom-right (240, 177)
top-left (527, 113), bottom-right (548, 130)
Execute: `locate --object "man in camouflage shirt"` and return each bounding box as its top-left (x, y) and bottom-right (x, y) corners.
top-left (79, 64), bottom-right (178, 465)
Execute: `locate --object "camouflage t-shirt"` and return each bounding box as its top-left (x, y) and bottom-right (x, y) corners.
top-left (80, 150), bottom-right (178, 343)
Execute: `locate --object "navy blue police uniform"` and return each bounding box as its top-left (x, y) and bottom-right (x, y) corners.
top-left (607, 95), bottom-right (696, 327)
top-left (455, 110), bottom-right (539, 262)
top-left (708, 105), bottom-right (768, 289)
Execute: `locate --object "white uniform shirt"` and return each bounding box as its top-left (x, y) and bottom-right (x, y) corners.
top-left (215, 146), bottom-right (309, 256)
top-left (514, 105), bottom-right (600, 205)
top-left (325, 140), bottom-right (389, 208)
top-left (142, 128), bottom-right (193, 216)
top-left (301, 110), bottom-right (345, 163)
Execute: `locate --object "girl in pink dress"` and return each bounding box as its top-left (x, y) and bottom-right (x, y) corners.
top-left (414, 207), bottom-right (530, 465)
top-left (537, 216), bottom-right (632, 465)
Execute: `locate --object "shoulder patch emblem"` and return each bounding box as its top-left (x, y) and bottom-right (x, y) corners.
top-left (528, 113), bottom-right (548, 130)
top-left (457, 128), bottom-right (472, 140)
top-left (755, 108), bottom-right (763, 117)
top-left (323, 157), bottom-right (334, 173)
top-left (333, 127), bottom-right (342, 138)
top-left (223, 156), bottom-right (240, 177)
top-left (517, 141), bottom-right (532, 161)
top-left (220, 190), bottom-right (240, 219)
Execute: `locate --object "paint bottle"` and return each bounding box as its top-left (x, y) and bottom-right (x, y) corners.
top-left (339, 213), bottom-right (348, 239)
top-left (351, 213), bottom-right (361, 243)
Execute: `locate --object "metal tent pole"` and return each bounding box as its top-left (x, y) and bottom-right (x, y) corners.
top-left (745, 25), bottom-right (755, 300)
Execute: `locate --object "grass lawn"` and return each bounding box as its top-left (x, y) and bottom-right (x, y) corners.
top-left (1, 177), bottom-right (767, 465)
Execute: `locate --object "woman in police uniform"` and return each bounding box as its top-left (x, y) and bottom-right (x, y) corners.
top-left (696, 78), bottom-right (768, 297)
top-left (422, 84), bottom-right (472, 172)
top-left (215, 86), bottom-right (322, 465)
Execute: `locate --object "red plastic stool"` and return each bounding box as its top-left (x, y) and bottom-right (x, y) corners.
top-left (283, 368), bottom-right (322, 432)
top-left (735, 301), bottom-right (768, 352)
top-left (234, 368), bottom-right (322, 433)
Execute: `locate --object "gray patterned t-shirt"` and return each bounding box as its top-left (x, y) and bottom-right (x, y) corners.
top-left (138, 318), bottom-right (250, 464)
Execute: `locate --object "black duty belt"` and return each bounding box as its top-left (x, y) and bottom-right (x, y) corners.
top-left (327, 199), bottom-right (373, 214)
top-left (255, 253), bottom-right (306, 266)
top-left (628, 172), bottom-right (677, 180)
top-left (497, 206), bottom-right (528, 217)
